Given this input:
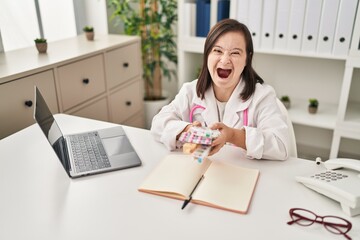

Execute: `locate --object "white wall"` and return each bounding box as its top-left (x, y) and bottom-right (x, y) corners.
top-left (83, 0), bottom-right (108, 34)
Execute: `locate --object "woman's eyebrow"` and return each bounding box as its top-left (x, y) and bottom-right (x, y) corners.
top-left (233, 48), bottom-right (243, 52)
top-left (213, 45), bottom-right (243, 51)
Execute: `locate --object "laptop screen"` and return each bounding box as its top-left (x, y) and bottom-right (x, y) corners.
top-left (34, 87), bottom-right (70, 172)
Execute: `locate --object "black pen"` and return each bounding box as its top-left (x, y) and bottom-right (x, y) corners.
top-left (181, 175), bottom-right (204, 210)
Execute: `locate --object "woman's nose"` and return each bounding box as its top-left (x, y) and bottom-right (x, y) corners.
top-left (220, 53), bottom-right (230, 64)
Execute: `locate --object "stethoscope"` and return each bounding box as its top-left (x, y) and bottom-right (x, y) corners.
top-left (189, 104), bottom-right (249, 126)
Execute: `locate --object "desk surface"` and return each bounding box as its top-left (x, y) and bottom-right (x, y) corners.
top-left (0, 114), bottom-right (359, 240)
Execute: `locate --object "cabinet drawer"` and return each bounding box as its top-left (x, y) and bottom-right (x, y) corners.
top-left (0, 70), bottom-right (58, 139)
top-left (67, 97), bottom-right (109, 122)
top-left (57, 54), bottom-right (106, 111)
top-left (110, 80), bottom-right (143, 124)
top-left (122, 111), bottom-right (145, 128)
top-left (105, 42), bottom-right (141, 89)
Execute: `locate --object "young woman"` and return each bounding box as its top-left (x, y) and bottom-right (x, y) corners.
top-left (151, 19), bottom-right (290, 160)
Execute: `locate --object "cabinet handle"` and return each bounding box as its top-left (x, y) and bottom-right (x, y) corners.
top-left (123, 62), bottom-right (129, 68)
top-left (125, 101), bottom-right (132, 106)
top-left (323, 36), bottom-right (329, 42)
top-left (24, 100), bottom-right (33, 107)
top-left (83, 78), bottom-right (90, 84)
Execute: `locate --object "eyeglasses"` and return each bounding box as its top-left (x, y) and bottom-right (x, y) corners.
top-left (287, 208), bottom-right (352, 240)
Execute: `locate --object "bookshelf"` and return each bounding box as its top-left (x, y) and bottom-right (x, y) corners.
top-left (177, 0), bottom-right (360, 160)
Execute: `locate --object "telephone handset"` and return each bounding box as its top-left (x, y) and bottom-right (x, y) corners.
top-left (323, 158), bottom-right (360, 172)
top-left (296, 158), bottom-right (360, 217)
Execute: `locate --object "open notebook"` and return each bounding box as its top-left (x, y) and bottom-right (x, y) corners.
top-left (138, 153), bottom-right (260, 214)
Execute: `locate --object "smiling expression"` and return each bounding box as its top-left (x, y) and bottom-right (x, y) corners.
top-left (207, 31), bottom-right (247, 102)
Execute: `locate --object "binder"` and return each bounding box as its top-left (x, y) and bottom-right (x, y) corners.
top-left (260, 0), bottom-right (277, 49)
top-left (196, 0), bottom-right (211, 37)
top-left (287, 0), bottom-right (306, 52)
top-left (317, 0), bottom-right (340, 54)
top-left (274, 0), bottom-right (291, 50)
top-left (247, 0), bottom-right (263, 49)
top-left (184, 2), bottom-right (197, 36)
top-left (332, 0), bottom-right (358, 56)
top-left (301, 0), bottom-right (323, 53)
top-left (236, 0), bottom-right (250, 25)
top-left (217, 0), bottom-right (230, 22)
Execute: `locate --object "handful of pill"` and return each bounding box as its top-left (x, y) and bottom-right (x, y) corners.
top-left (178, 126), bottom-right (220, 163)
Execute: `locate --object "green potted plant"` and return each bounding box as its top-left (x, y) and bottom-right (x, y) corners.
top-left (83, 26), bottom-right (94, 41)
top-left (280, 95), bottom-right (291, 109)
top-left (34, 38), bottom-right (47, 53)
top-left (109, 0), bottom-right (177, 128)
top-left (308, 98), bottom-right (319, 114)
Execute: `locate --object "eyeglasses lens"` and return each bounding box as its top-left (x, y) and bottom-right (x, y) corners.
top-left (323, 216), bottom-right (351, 234)
top-left (291, 209), bottom-right (316, 226)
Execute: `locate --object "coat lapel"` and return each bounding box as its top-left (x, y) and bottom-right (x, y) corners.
top-left (192, 85), bottom-right (219, 125)
top-left (223, 80), bottom-right (252, 127)
top-left (192, 80), bottom-right (253, 127)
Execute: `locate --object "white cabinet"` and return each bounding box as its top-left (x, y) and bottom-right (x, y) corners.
top-left (67, 96), bottom-right (109, 123)
top-left (57, 54), bottom-right (106, 111)
top-left (177, 0), bottom-right (360, 160)
top-left (0, 34), bottom-right (144, 139)
top-left (0, 70), bottom-right (58, 138)
top-left (109, 80), bottom-right (143, 124)
top-left (105, 42), bottom-right (142, 89)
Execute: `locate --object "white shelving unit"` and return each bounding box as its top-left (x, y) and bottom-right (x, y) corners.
top-left (177, 0), bottom-right (360, 160)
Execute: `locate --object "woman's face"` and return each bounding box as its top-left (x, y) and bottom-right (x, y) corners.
top-left (207, 31), bottom-right (247, 101)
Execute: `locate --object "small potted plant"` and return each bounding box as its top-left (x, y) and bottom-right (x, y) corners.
top-left (34, 38), bottom-right (47, 53)
top-left (308, 98), bottom-right (319, 114)
top-left (83, 26), bottom-right (94, 41)
top-left (280, 95), bottom-right (291, 109)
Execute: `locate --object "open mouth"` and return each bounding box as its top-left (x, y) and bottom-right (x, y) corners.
top-left (217, 68), bottom-right (232, 78)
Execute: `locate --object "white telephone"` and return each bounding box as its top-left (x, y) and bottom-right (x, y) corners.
top-left (296, 158), bottom-right (360, 217)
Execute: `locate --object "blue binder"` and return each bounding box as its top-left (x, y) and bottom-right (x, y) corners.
top-left (196, 0), bottom-right (211, 37)
top-left (217, 0), bottom-right (230, 21)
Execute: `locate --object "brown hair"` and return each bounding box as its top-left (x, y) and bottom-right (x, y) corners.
top-left (196, 19), bottom-right (264, 100)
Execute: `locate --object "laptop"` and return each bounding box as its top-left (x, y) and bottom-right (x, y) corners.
top-left (33, 86), bottom-right (142, 178)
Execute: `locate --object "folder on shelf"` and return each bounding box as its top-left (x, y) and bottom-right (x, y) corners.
top-left (274, 0), bottom-right (291, 50)
top-left (317, 0), bottom-right (340, 54)
top-left (217, 0), bottom-right (230, 21)
top-left (287, 0), bottom-right (306, 52)
top-left (301, 0), bottom-right (323, 53)
top-left (184, 2), bottom-right (197, 37)
top-left (260, 0), bottom-right (277, 49)
top-left (332, 0), bottom-right (358, 56)
top-left (196, 0), bottom-right (211, 37)
top-left (138, 153), bottom-right (260, 214)
top-left (236, 0), bottom-right (250, 25)
top-left (247, 0), bottom-right (263, 49)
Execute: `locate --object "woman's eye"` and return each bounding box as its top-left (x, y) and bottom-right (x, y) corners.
top-left (231, 51), bottom-right (240, 55)
top-left (213, 48), bottom-right (222, 53)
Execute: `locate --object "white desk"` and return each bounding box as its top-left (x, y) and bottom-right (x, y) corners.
top-left (0, 114), bottom-right (359, 240)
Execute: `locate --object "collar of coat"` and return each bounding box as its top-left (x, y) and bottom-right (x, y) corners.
top-left (192, 79), bottom-right (252, 126)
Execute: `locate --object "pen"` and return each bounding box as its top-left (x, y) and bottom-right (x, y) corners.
top-left (181, 175), bottom-right (204, 210)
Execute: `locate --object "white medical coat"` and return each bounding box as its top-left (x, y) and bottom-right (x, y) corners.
top-left (151, 79), bottom-right (290, 160)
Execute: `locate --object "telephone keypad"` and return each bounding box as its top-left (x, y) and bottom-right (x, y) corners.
top-left (310, 171), bottom-right (348, 182)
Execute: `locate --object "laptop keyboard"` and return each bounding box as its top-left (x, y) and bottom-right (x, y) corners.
top-left (69, 132), bottom-right (111, 173)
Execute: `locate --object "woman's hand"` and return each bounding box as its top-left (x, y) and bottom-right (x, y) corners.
top-left (209, 122), bottom-right (233, 155)
top-left (209, 122), bottom-right (246, 155)
top-left (184, 120), bottom-right (202, 132)
top-left (176, 121), bottom-right (202, 140)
